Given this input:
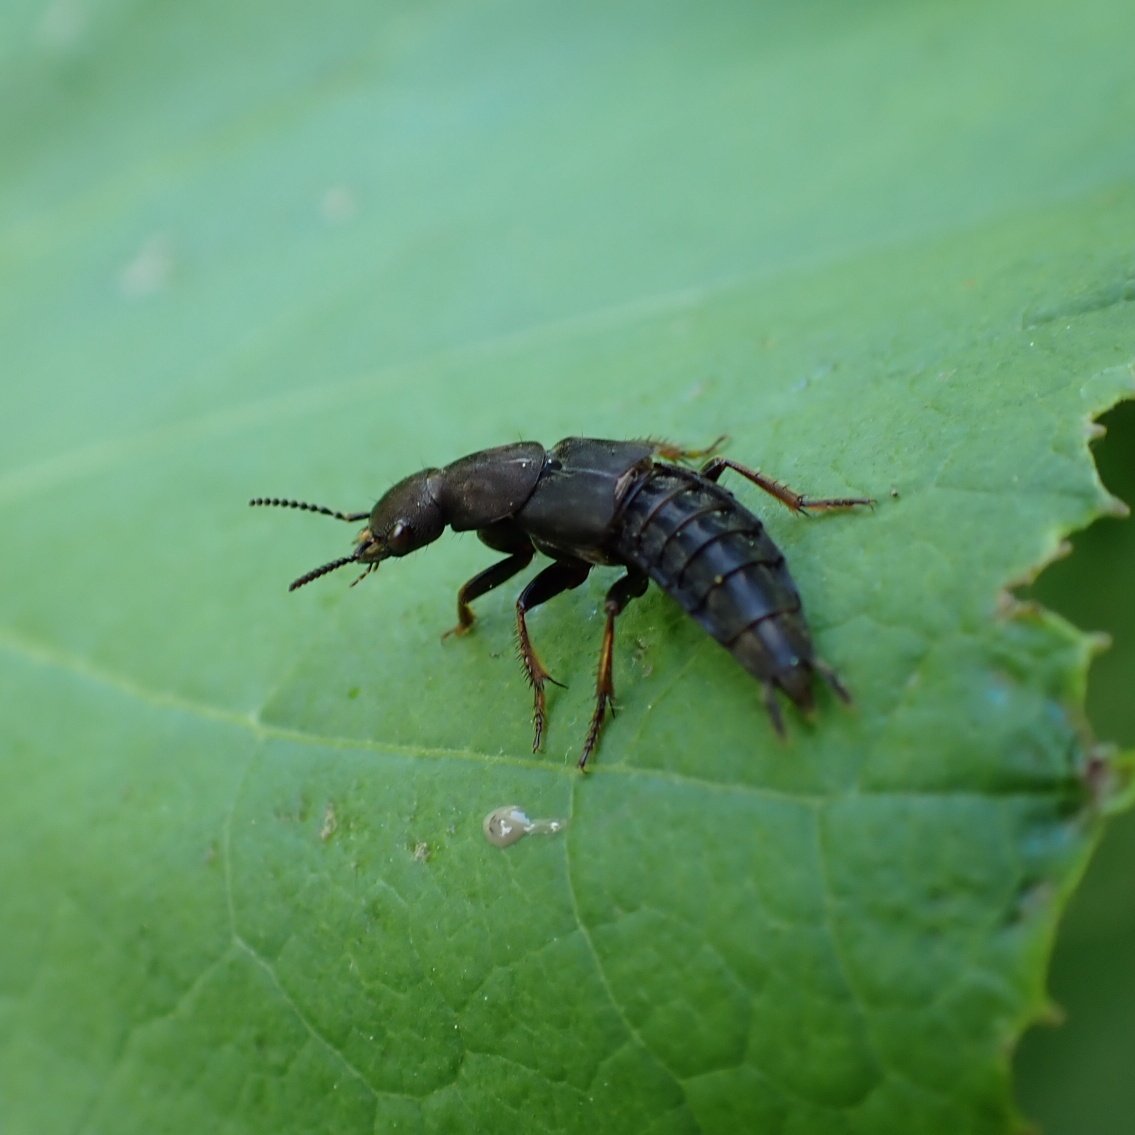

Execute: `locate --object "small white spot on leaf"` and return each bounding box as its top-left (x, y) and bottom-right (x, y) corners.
top-left (482, 805), bottom-right (566, 849)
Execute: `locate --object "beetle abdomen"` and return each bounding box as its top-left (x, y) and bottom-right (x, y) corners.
top-left (614, 465), bottom-right (818, 707)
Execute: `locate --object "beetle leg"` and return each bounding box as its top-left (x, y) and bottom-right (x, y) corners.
top-left (515, 559), bottom-right (592, 752)
top-left (761, 682), bottom-right (786, 737)
top-left (443, 547), bottom-right (534, 638)
top-left (814, 659), bottom-right (852, 704)
top-left (579, 569), bottom-right (649, 770)
top-left (650, 435), bottom-right (730, 464)
top-left (699, 457), bottom-right (875, 514)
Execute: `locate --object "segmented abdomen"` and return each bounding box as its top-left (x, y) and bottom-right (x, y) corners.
top-left (613, 465), bottom-right (817, 706)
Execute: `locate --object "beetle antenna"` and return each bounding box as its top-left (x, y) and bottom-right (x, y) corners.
top-left (288, 555), bottom-right (358, 591)
top-left (250, 498), bottom-right (369, 523)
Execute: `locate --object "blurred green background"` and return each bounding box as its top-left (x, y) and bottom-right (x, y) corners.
top-left (1017, 399), bottom-right (1135, 1135)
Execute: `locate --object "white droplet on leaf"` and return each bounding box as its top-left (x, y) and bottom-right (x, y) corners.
top-left (483, 805), bottom-right (565, 848)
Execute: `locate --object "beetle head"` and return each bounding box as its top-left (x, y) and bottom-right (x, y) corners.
top-left (249, 468), bottom-right (446, 592)
top-left (355, 470), bottom-right (446, 566)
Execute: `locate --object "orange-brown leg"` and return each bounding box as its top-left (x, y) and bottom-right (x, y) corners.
top-left (579, 569), bottom-right (649, 770)
top-left (700, 456), bottom-right (875, 514)
top-left (651, 434), bottom-right (730, 464)
top-left (515, 559), bottom-right (592, 751)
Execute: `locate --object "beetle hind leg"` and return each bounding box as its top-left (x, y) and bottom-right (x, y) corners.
top-left (650, 434), bottom-right (730, 464)
top-left (700, 457), bottom-right (874, 515)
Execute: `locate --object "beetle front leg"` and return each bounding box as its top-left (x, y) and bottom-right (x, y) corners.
top-left (515, 558), bottom-right (592, 751)
top-left (443, 547), bottom-right (534, 638)
top-left (444, 523), bottom-right (535, 638)
top-left (580, 569), bottom-right (649, 770)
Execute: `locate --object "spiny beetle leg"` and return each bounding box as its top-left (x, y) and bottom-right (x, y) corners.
top-left (514, 558), bottom-right (592, 751)
top-left (442, 548), bottom-right (534, 639)
top-left (700, 457), bottom-right (875, 515)
top-left (651, 434), bottom-right (730, 464)
top-left (579, 569), bottom-right (649, 770)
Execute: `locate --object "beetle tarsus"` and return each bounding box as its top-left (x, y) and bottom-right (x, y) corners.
top-left (514, 559), bottom-right (591, 750)
top-left (580, 612), bottom-right (617, 770)
top-left (516, 620), bottom-right (563, 753)
top-left (579, 570), bottom-right (649, 770)
top-left (796, 495), bottom-right (877, 514)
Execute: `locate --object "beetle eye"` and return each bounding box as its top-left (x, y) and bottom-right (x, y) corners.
top-left (387, 520), bottom-right (411, 549)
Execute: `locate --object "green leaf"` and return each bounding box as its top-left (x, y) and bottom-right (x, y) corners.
top-left (1015, 398), bottom-right (1135, 1133)
top-left (2, 2), bottom-right (1132, 1133)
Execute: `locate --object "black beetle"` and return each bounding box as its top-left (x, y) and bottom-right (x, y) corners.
top-left (251, 437), bottom-right (872, 768)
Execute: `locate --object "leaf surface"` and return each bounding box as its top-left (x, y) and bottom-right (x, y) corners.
top-left (2, 2), bottom-right (1133, 1132)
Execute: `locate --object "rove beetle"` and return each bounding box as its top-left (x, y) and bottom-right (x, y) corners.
top-left (250, 437), bottom-right (872, 768)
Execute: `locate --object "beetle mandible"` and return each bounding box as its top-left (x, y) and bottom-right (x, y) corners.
top-left (250, 437), bottom-right (873, 769)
